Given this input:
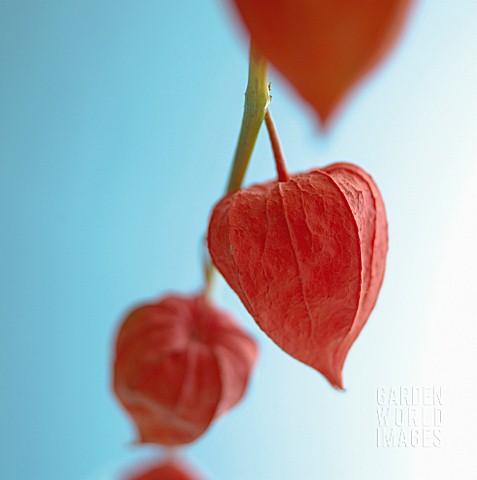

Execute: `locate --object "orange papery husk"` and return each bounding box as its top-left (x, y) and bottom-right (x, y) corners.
top-left (113, 293), bottom-right (258, 445)
top-left (208, 162), bottom-right (387, 388)
top-left (229, 0), bottom-right (414, 126)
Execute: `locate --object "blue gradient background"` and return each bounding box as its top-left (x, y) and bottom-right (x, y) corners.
top-left (1, 1), bottom-right (477, 479)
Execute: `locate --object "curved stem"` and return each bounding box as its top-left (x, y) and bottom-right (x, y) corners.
top-left (264, 110), bottom-right (289, 182)
top-left (202, 237), bottom-right (215, 298)
top-left (226, 43), bottom-right (270, 193)
top-left (203, 43), bottom-right (270, 295)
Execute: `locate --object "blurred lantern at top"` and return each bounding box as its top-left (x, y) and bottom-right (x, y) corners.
top-left (113, 293), bottom-right (258, 445)
top-left (229, 0), bottom-right (414, 127)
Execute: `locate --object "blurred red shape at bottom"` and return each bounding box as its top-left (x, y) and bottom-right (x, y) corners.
top-left (125, 458), bottom-right (204, 480)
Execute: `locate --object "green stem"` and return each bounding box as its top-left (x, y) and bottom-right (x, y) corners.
top-left (202, 243), bottom-right (214, 298)
top-left (226, 43), bottom-right (270, 193)
top-left (203, 43), bottom-right (270, 295)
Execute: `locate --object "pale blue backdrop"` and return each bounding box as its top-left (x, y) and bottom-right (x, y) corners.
top-left (1, 1), bottom-right (477, 479)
